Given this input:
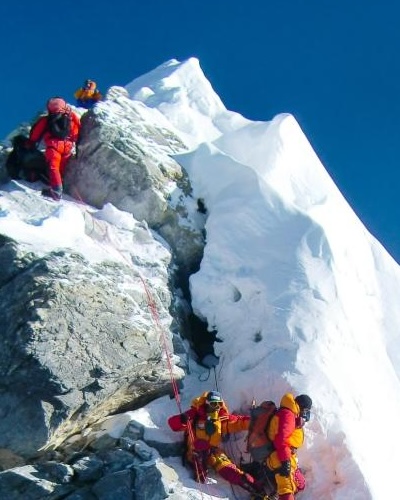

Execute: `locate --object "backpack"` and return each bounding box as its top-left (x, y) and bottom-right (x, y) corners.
top-left (47, 112), bottom-right (71, 139)
top-left (247, 400), bottom-right (277, 462)
top-left (6, 135), bottom-right (48, 182)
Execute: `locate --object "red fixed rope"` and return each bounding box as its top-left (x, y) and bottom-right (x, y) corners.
top-left (72, 189), bottom-right (213, 498)
top-left (72, 186), bottom-right (183, 412)
top-left (138, 272), bottom-right (182, 412)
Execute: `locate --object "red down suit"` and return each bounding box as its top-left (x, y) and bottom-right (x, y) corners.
top-left (29, 110), bottom-right (80, 191)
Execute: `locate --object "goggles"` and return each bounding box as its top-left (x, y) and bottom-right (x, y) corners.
top-left (207, 401), bottom-right (222, 410)
top-left (300, 408), bottom-right (311, 422)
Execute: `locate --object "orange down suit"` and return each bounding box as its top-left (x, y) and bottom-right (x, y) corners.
top-left (168, 392), bottom-right (253, 486)
top-left (266, 393), bottom-right (306, 498)
top-left (29, 111), bottom-right (80, 191)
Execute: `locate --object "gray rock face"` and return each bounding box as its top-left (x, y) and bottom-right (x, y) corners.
top-left (0, 145), bottom-right (8, 185)
top-left (0, 232), bottom-right (180, 457)
top-left (0, 436), bottom-right (176, 499)
top-left (0, 464), bottom-right (74, 499)
top-left (0, 82), bottom-right (209, 495)
top-left (65, 86), bottom-right (205, 278)
top-left (0, 179), bottom-right (193, 457)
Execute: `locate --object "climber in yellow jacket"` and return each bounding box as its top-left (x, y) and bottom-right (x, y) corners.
top-left (266, 393), bottom-right (312, 500)
top-left (168, 390), bottom-right (264, 496)
top-left (74, 79), bottom-right (102, 109)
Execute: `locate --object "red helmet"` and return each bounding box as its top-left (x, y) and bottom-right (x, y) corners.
top-left (47, 97), bottom-right (67, 113)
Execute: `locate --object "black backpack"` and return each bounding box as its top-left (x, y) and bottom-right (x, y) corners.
top-left (47, 112), bottom-right (71, 139)
top-left (5, 134), bottom-right (48, 182)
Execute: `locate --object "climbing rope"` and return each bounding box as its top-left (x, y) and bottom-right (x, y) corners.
top-left (137, 269), bottom-right (182, 411)
top-left (213, 366), bottom-right (220, 392)
top-left (70, 187), bottom-right (183, 411)
top-left (69, 189), bottom-right (218, 498)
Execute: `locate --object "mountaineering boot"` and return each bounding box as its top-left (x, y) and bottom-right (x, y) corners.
top-left (251, 491), bottom-right (280, 500)
top-left (41, 187), bottom-right (62, 201)
top-left (238, 472), bottom-right (266, 496)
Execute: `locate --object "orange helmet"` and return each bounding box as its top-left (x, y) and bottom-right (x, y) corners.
top-left (47, 97), bottom-right (67, 113)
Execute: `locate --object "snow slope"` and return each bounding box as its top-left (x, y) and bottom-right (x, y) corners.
top-left (126, 58), bottom-right (400, 499)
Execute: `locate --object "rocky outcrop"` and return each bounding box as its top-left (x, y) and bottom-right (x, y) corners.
top-left (0, 83), bottom-right (213, 461)
top-left (0, 420), bottom-right (182, 499)
top-left (0, 80), bottom-right (216, 500)
top-left (65, 86), bottom-right (205, 279)
top-left (0, 208), bottom-right (185, 458)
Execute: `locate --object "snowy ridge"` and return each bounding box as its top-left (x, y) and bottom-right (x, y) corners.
top-left (174, 106), bottom-right (400, 497)
top-left (127, 59), bottom-right (400, 498)
top-left (126, 57), bottom-right (250, 147)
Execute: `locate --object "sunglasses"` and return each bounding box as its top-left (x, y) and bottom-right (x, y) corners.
top-left (207, 401), bottom-right (222, 409)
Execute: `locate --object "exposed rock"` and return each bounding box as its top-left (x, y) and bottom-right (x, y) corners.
top-left (0, 464), bottom-right (74, 499)
top-left (64, 87), bottom-right (205, 279)
top-left (36, 461), bottom-right (74, 484)
top-left (0, 75), bottom-right (214, 497)
top-left (0, 431), bottom-right (181, 499)
top-left (0, 448), bottom-right (25, 471)
top-left (71, 455), bottom-right (104, 482)
top-left (0, 219), bottom-right (183, 457)
top-left (134, 460), bottom-right (169, 500)
top-left (91, 469), bottom-right (134, 500)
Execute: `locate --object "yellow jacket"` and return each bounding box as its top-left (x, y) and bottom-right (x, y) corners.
top-left (268, 393), bottom-right (304, 459)
top-left (74, 88), bottom-right (102, 102)
top-left (168, 391), bottom-right (250, 449)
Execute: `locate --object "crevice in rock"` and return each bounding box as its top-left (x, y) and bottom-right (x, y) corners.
top-left (168, 197), bottom-right (221, 369)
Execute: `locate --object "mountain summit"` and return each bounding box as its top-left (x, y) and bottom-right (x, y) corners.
top-left (126, 57), bottom-right (250, 146)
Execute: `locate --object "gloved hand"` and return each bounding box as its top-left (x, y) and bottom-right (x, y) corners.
top-left (280, 460), bottom-right (291, 477)
top-left (180, 413), bottom-right (188, 424)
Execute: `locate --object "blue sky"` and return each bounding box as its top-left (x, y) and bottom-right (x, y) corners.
top-left (1, 1), bottom-right (399, 262)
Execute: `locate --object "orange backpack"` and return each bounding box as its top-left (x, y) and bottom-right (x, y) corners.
top-left (247, 400), bottom-right (277, 462)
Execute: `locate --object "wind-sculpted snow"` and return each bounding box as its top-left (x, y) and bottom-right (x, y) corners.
top-left (173, 108), bottom-right (400, 498)
top-left (126, 58), bottom-right (250, 147)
